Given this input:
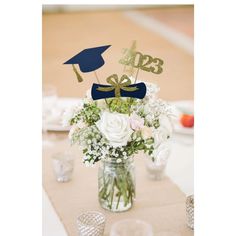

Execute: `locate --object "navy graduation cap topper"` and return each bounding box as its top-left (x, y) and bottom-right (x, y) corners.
top-left (64, 45), bottom-right (111, 83)
top-left (64, 45), bottom-right (111, 73)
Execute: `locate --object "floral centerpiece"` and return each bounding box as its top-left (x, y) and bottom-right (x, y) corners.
top-left (63, 81), bottom-right (173, 212)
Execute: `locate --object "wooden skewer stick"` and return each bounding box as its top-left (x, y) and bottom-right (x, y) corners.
top-left (94, 70), bottom-right (109, 105)
top-left (134, 67), bottom-right (140, 84)
top-left (94, 70), bottom-right (101, 84)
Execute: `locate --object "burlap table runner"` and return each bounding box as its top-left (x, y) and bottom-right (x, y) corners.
top-left (43, 135), bottom-right (193, 236)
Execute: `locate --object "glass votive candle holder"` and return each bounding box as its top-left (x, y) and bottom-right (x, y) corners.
top-left (146, 158), bottom-right (167, 180)
top-left (186, 195), bottom-right (194, 229)
top-left (145, 143), bottom-right (170, 181)
top-left (77, 211), bottom-right (106, 236)
top-left (110, 219), bottom-right (153, 236)
top-left (52, 151), bottom-right (75, 182)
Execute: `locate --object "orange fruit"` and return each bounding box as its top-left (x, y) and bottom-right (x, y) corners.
top-left (180, 114), bottom-right (194, 128)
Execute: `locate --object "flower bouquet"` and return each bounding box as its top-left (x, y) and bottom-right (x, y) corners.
top-left (63, 81), bottom-right (173, 212)
top-left (63, 42), bottom-right (173, 212)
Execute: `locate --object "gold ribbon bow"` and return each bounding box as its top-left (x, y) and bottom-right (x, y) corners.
top-left (96, 74), bottom-right (138, 97)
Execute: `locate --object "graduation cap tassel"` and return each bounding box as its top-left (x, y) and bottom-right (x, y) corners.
top-left (72, 65), bottom-right (83, 82)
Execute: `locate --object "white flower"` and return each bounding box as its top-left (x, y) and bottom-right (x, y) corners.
top-left (76, 120), bottom-right (86, 129)
top-left (68, 120), bottom-right (86, 140)
top-left (145, 81), bottom-right (160, 99)
top-left (96, 111), bottom-right (133, 148)
top-left (134, 79), bottom-right (160, 97)
top-left (153, 115), bottom-right (172, 147)
top-left (153, 142), bottom-right (171, 166)
top-left (130, 113), bottom-right (144, 130)
top-left (145, 113), bottom-right (155, 123)
top-left (68, 125), bottom-right (80, 140)
top-left (144, 101), bottom-right (158, 116)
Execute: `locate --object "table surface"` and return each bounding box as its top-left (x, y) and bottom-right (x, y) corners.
top-left (43, 132), bottom-right (193, 236)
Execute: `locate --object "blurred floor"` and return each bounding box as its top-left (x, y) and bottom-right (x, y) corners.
top-left (42, 6), bottom-right (193, 101)
top-left (138, 7), bottom-right (193, 38)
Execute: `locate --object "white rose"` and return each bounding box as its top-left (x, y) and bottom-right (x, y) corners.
top-left (153, 142), bottom-right (171, 166)
top-left (96, 111), bottom-right (133, 148)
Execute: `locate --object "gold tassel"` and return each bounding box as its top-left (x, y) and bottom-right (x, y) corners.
top-left (72, 64), bottom-right (83, 82)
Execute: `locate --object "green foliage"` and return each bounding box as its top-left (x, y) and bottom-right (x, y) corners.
top-left (122, 132), bottom-right (155, 157)
top-left (107, 97), bottom-right (137, 114)
top-left (70, 102), bottom-right (101, 126)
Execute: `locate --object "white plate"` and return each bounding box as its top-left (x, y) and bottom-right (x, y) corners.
top-left (170, 100), bottom-right (194, 135)
top-left (43, 97), bottom-right (82, 132)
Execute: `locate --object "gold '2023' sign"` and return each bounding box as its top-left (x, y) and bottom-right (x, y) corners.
top-left (119, 48), bottom-right (164, 75)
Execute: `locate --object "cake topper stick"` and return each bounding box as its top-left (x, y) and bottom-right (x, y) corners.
top-left (122, 40), bottom-right (136, 77)
top-left (94, 71), bottom-right (101, 84)
top-left (121, 40), bottom-right (136, 76)
top-left (134, 67), bottom-right (140, 84)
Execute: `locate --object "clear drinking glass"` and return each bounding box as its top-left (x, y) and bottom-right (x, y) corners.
top-left (52, 151), bottom-right (74, 182)
top-left (98, 157), bottom-right (135, 212)
top-left (146, 158), bottom-right (167, 180)
top-left (146, 143), bottom-right (170, 180)
top-left (77, 211), bottom-right (105, 236)
top-left (110, 219), bottom-right (153, 236)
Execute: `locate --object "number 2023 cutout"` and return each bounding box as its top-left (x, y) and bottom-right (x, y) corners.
top-left (119, 49), bottom-right (164, 75)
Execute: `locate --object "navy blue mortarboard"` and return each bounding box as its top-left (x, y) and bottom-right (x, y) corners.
top-left (64, 45), bottom-right (111, 73)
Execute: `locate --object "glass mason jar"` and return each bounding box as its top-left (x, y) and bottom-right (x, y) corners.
top-left (98, 157), bottom-right (135, 212)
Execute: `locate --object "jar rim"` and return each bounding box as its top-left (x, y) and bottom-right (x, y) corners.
top-left (101, 156), bottom-right (134, 165)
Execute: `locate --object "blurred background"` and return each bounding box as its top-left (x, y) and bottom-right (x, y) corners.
top-left (42, 4), bottom-right (193, 101)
